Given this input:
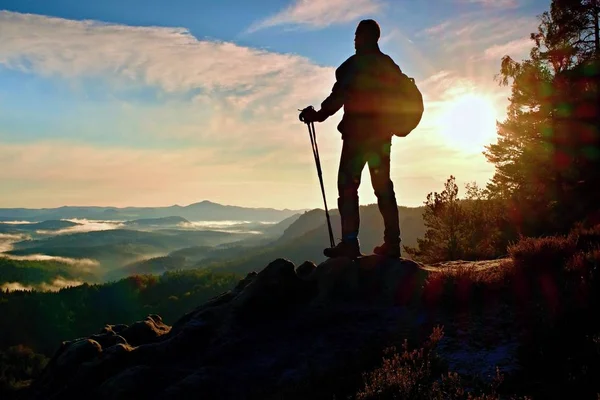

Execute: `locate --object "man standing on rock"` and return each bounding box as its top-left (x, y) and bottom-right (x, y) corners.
top-left (299, 19), bottom-right (402, 259)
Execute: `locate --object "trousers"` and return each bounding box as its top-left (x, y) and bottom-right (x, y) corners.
top-left (337, 137), bottom-right (401, 245)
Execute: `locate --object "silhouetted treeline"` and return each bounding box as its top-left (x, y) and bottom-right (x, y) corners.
top-left (0, 270), bottom-right (240, 356)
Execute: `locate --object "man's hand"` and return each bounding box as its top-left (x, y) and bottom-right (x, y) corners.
top-left (299, 106), bottom-right (326, 123)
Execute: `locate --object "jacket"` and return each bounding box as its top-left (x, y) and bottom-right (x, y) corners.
top-left (320, 44), bottom-right (404, 140)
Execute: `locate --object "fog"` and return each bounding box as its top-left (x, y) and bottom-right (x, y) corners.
top-left (0, 254), bottom-right (99, 269)
top-left (1, 277), bottom-right (84, 293)
top-left (0, 232), bottom-right (99, 270)
top-left (0, 233), bottom-right (29, 253)
top-left (37, 219), bottom-right (124, 235)
top-left (178, 220), bottom-right (274, 234)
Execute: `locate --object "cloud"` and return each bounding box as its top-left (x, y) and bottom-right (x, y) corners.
top-left (420, 70), bottom-right (453, 86)
top-left (248, 0), bottom-right (382, 32)
top-left (481, 37), bottom-right (533, 60)
top-left (423, 21), bottom-right (452, 36)
top-left (461, 0), bottom-right (518, 8)
top-left (0, 10), bottom-right (338, 161)
top-left (0, 11), bottom-right (501, 210)
top-left (418, 69), bottom-right (482, 111)
top-left (0, 141), bottom-right (235, 187)
top-left (419, 14), bottom-right (535, 46)
top-left (0, 11), bottom-right (332, 101)
top-left (414, 13), bottom-right (538, 75)
top-left (0, 141), bottom-right (284, 186)
top-left (0, 140), bottom-right (327, 209)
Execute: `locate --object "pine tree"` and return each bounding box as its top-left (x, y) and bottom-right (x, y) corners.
top-left (404, 176), bottom-right (466, 263)
top-left (484, 0), bottom-right (600, 234)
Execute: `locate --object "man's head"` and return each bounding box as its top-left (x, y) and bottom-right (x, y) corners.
top-left (354, 19), bottom-right (380, 51)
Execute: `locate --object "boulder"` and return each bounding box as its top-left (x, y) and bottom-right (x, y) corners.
top-left (296, 261), bottom-right (317, 279)
top-left (308, 255), bottom-right (427, 306)
top-left (120, 314), bottom-right (171, 346)
top-left (230, 258), bottom-right (316, 320)
top-left (55, 338), bottom-right (102, 369)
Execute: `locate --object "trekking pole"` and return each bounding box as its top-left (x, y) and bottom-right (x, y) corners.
top-left (304, 120), bottom-right (336, 249)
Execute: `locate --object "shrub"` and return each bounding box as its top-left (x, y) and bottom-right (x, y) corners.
top-left (357, 326), bottom-right (444, 400)
top-left (508, 235), bottom-right (577, 273)
top-left (567, 248), bottom-right (600, 275)
top-left (0, 345), bottom-right (48, 395)
top-left (569, 224), bottom-right (600, 252)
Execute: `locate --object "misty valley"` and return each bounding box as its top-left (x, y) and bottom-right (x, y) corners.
top-left (1, 217), bottom-right (285, 290)
top-left (0, 203), bottom-right (426, 292)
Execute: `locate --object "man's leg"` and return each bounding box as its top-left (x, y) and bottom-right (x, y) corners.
top-left (323, 140), bottom-right (366, 257)
top-left (367, 139), bottom-right (401, 254)
top-left (337, 139), bottom-right (366, 242)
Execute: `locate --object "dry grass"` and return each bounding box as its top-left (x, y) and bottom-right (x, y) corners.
top-left (434, 260), bottom-right (513, 284)
top-left (421, 260), bottom-right (514, 311)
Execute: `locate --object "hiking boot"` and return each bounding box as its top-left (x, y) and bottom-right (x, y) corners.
top-left (373, 242), bottom-right (401, 258)
top-left (324, 240), bottom-right (362, 259)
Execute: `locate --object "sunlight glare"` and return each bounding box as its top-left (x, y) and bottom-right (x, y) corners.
top-left (437, 93), bottom-right (498, 153)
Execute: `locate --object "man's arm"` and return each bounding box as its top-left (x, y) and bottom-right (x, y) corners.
top-left (319, 80), bottom-right (345, 119)
top-left (315, 57), bottom-right (354, 121)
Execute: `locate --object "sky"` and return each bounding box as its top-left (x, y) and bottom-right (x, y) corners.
top-left (0, 0), bottom-right (550, 210)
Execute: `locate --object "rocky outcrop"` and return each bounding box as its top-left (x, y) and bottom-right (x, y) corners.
top-left (30, 255), bottom-right (516, 399)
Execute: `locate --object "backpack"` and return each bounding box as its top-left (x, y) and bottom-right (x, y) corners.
top-left (393, 74), bottom-right (424, 137)
top-left (379, 72), bottom-right (424, 137)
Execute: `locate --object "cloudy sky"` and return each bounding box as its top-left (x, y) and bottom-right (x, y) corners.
top-left (0, 0), bottom-right (548, 210)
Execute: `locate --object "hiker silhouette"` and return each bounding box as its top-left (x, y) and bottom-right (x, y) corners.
top-left (299, 19), bottom-right (402, 259)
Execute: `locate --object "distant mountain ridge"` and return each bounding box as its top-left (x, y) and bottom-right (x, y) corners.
top-left (0, 201), bottom-right (303, 222)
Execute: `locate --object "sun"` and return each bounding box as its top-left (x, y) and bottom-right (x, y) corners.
top-left (436, 93), bottom-right (498, 153)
